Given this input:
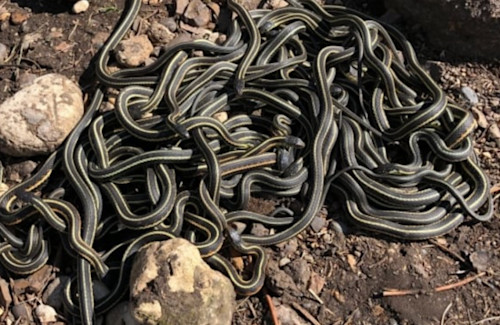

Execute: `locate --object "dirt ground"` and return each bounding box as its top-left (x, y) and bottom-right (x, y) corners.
top-left (0, 0), bottom-right (499, 324)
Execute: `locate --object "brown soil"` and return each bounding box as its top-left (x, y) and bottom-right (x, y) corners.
top-left (0, 0), bottom-right (498, 324)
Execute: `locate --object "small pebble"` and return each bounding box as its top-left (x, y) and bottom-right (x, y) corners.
top-left (461, 86), bottom-right (479, 105)
top-left (309, 216), bottom-right (325, 232)
top-left (10, 11), bottom-right (30, 25)
top-left (0, 42), bottom-right (8, 64)
top-left (35, 304), bottom-right (58, 323)
top-left (279, 257), bottom-right (291, 267)
top-left (0, 11), bottom-right (11, 23)
top-left (116, 35), bottom-right (154, 68)
top-left (72, 0), bottom-right (90, 14)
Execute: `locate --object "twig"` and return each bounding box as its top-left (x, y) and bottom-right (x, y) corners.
top-left (291, 302), bottom-right (321, 325)
top-left (382, 272), bottom-right (486, 297)
top-left (265, 294), bottom-right (280, 325)
top-left (440, 302), bottom-right (453, 325)
top-left (308, 288), bottom-right (324, 304)
top-left (490, 184), bottom-right (500, 194)
top-left (475, 316), bottom-right (500, 324)
top-left (247, 299), bottom-right (257, 319)
top-left (429, 239), bottom-right (467, 264)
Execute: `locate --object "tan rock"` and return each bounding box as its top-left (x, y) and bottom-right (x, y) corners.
top-left (115, 35), bottom-right (154, 68)
top-left (130, 238), bottom-right (235, 325)
top-left (72, 0), bottom-right (90, 14)
top-left (175, 0), bottom-right (189, 15)
top-left (148, 21), bottom-right (176, 45)
top-left (183, 0), bottom-right (211, 27)
top-left (0, 74), bottom-right (84, 157)
top-left (10, 11), bottom-right (29, 25)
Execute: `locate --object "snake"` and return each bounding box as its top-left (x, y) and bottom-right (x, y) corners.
top-left (0, 0), bottom-right (493, 322)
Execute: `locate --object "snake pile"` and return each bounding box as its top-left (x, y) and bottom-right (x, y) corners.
top-left (0, 0), bottom-right (493, 322)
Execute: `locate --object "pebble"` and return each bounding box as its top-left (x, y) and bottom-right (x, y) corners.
top-left (161, 17), bottom-right (178, 32)
top-left (461, 86), bottom-right (479, 104)
top-left (285, 259), bottom-right (311, 288)
top-left (35, 304), bottom-right (58, 323)
top-left (275, 304), bottom-right (308, 325)
top-left (469, 251), bottom-right (490, 272)
top-left (12, 303), bottom-right (32, 322)
top-left (0, 42), bottom-right (8, 64)
top-left (176, 0), bottom-right (189, 15)
top-left (116, 35), bottom-right (153, 68)
top-left (72, 0), bottom-right (89, 14)
top-left (10, 11), bottom-right (29, 25)
top-left (0, 278), bottom-right (12, 308)
top-left (309, 216), bottom-right (326, 232)
top-left (0, 73), bottom-right (84, 157)
top-left (279, 257), bottom-right (291, 267)
top-left (184, 0), bottom-right (211, 28)
top-left (0, 11), bottom-right (10, 22)
top-left (148, 21), bottom-right (175, 44)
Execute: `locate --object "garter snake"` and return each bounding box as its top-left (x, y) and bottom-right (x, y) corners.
top-left (0, 0), bottom-right (493, 321)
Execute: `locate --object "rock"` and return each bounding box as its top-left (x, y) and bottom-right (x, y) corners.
top-left (461, 86), bottom-right (479, 105)
top-left (129, 238), bottom-right (235, 325)
top-left (161, 17), bottom-right (178, 32)
top-left (35, 304), bottom-right (58, 323)
top-left (0, 183), bottom-right (8, 196)
top-left (176, 0), bottom-right (189, 15)
top-left (105, 301), bottom-right (138, 325)
top-left (266, 260), bottom-right (300, 296)
top-left (143, 0), bottom-right (164, 5)
top-left (489, 123), bottom-right (500, 147)
top-left (384, 0), bottom-right (500, 60)
top-left (42, 276), bottom-right (70, 311)
top-left (472, 107), bottom-right (488, 128)
top-left (21, 32), bottom-right (42, 51)
top-left (285, 259), bottom-right (311, 288)
top-left (309, 216), bottom-right (326, 232)
top-left (250, 223), bottom-right (270, 237)
top-left (469, 251), bottom-right (490, 272)
top-left (5, 160), bottom-right (37, 183)
top-left (17, 72), bottom-right (37, 88)
top-left (116, 35), bottom-right (154, 68)
top-left (10, 11), bottom-right (29, 25)
top-left (0, 43), bottom-right (8, 64)
top-left (148, 21), bottom-right (176, 45)
top-left (213, 111), bottom-right (228, 123)
top-left (12, 303), bottom-right (33, 322)
top-left (207, 2), bottom-right (221, 17)
top-left (183, 0), bottom-right (211, 28)
top-left (0, 10), bottom-right (10, 23)
top-left (0, 278), bottom-right (12, 309)
top-left (308, 271), bottom-right (325, 295)
top-left (275, 304), bottom-right (308, 325)
top-left (72, 0), bottom-right (90, 14)
top-left (0, 73), bottom-right (83, 157)
top-left (241, 0), bottom-right (261, 10)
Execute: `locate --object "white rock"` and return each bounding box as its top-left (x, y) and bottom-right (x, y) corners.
top-left (34, 304), bottom-right (58, 323)
top-left (0, 73), bottom-right (84, 157)
top-left (461, 86), bottom-right (479, 105)
top-left (72, 0), bottom-right (90, 14)
top-left (130, 238), bottom-right (235, 325)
